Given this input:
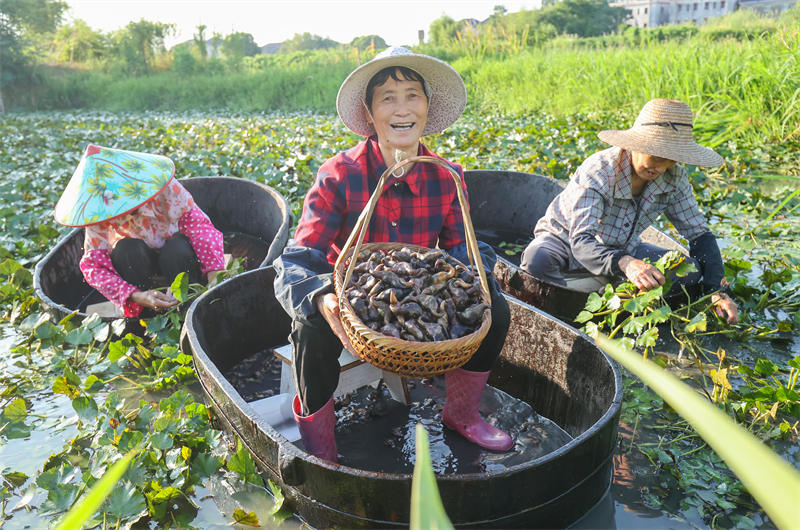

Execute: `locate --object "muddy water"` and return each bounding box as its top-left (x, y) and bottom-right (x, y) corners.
top-left (333, 377), bottom-right (572, 475)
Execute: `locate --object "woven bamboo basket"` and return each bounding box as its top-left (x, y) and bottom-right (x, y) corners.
top-left (333, 155), bottom-right (492, 378)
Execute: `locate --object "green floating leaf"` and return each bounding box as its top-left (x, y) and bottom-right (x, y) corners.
top-left (72, 396), bottom-right (99, 421)
top-left (52, 376), bottom-right (80, 399)
top-left (191, 453), bottom-right (222, 478)
top-left (1, 397), bottom-right (28, 422)
top-left (410, 424), bottom-right (454, 530)
top-left (103, 481), bottom-right (147, 521)
top-left (268, 479), bottom-right (285, 515)
top-left (575, 310), bottom-right (594, 323)
top-left (754, 358), bottom-right (779, 377)
top-left (65, 327), bottom-right (94, 346)
top-left (233, 508), bottom-right (260, 526)
top-left (149, 432), bottom-right (174, 451)
top-left (84, 375), bottom-right (104, 393)
top-left (2, 471), bottom-right (28, 488)
top-left (595, 335), bottom-right (800, 530)
top-left (54, 451), bottom-right (136, 530)
top-left (227, 438), bottom-right (264, 487)
top-left (118, 430), bottom-right (145, 453)
top-left (149, 485), bottom-right (182, 504)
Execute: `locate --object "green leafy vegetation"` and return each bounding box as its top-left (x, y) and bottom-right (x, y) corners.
top-left (597, 335), bottom-right (800, 530)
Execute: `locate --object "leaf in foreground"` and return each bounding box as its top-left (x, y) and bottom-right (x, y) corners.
top-left (410, 423), bottom-right (454, 530)
top-left (595, 335), bottom-right (800, 530)
top-left (55, 450), bottom-right (137, 530)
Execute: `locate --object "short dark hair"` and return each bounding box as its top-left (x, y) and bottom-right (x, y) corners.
top-left (365, 66), bottom-right (427, 111)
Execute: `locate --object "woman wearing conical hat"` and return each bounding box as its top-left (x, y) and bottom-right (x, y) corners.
top-left (54, 145), bottom-right (225, 318)
top-left (521, 99), bottom-right (738, 323)
top-left (273, 47), bottom-right (514, 463)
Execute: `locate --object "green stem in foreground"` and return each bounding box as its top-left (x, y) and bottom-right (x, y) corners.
top-left (596, 334), bottom-right (800, 530)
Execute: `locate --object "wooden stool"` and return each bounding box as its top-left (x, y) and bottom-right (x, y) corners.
top-left (273, 344), bottom-right (410, 404)
top-left (248, 346), bottom-right (410, 443)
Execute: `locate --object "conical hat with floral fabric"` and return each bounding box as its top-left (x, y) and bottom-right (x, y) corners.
top-left (54, 144), bottom-right (175, 227)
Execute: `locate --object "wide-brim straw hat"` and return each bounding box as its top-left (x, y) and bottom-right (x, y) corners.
top-left (54, 144), bottom-right (175, 227)
top-left (336, 46), bottom-right (467, 137)
top-left (598, 99), bottom-right (724, 167)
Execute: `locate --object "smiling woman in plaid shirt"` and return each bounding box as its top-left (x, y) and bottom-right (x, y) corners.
top-left (273, 47), bottom-right (513, 462)
top-left (521, 98), bottom-right (738, 325)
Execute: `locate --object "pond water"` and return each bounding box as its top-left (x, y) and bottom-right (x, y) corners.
top-left (1, 110), bottom-right (797, 528)
top-left (4, 325), bottom-right (791, 529)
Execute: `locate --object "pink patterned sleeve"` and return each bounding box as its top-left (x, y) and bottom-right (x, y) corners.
top-left (178, 207), bottom-right (225, 274)
top-left (79, 249), bottom-right (142, 318)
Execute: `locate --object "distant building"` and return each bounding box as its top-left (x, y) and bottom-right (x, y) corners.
top-left (738, 0), bottom-right (797, 14)
top-left (260, 43), bottom-right (282, 54)
top-left (609, 0), bottom-right (796, 27)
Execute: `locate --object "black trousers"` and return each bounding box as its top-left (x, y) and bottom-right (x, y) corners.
top-left (292, 280), bottom-right (512, 415)
top-left (110, 233), bottom-right (203, 292)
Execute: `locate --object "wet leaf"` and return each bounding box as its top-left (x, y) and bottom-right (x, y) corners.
top-left (3, 471), bottom-right (28, 488)
top-left (233, 508), bottom-right (260, 526)
top-left (65, 327), bottom-right (94, 346)
top-left (1, 397), bottom-right (27, 422)
top-left (52, 376), bottom-right (80, 399)
top-left (150, 432), bottom-right (174, 451)
top-left (103, 482), bottom-right (147, 521)
top-left (227, 439), bottom-right (264, 487)
top-left (191, 453), bottom-right (222, 478)
top-left (84, 375), bottom-right (104, 393)
top-left (118, 430), bottom-right (145, 453)
top-left (268, 479), bottom-right (285, 515)
top-left (754, 359), bottom-right (779, 377)
top-left (72, 396), bottom-right (99, 421)
top-left (684, 313), bottom-right (707, 333)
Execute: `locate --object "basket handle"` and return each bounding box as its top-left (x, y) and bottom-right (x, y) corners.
top-left (334, 155), bottom-right (491, 302)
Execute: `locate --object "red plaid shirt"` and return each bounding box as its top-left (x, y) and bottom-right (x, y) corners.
top-left (294, 136), bottom-right (467, 264)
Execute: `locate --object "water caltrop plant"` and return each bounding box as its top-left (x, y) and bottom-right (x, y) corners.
top-left (1, 108), bottom-right (797, 526)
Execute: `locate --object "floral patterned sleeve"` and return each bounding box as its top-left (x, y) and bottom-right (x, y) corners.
top-left (178, 207), bottom-right (225, 274)
top-left (79, 248), bottom-right (143, 318)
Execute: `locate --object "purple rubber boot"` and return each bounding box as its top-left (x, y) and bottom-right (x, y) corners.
top-left (293, 395), bottom-right (338, 463)
top-left (442, 368), bottom-right (514, 451)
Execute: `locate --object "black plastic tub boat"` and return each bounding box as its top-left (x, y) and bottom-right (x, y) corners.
top-left (180, 266), bottom-right (622, 528)
top-left (464, 169), bottom-right (690, 322)
top-left (34, 176), bottom-right (291, 322)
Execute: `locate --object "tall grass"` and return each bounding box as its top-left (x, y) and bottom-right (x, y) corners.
top-left (456, 27), bottom-right (799, 145)
top-left (17, 14), bottom-right (799, 145)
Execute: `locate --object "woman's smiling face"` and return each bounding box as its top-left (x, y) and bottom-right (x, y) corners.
top-left (366, 69), bottom-right (428, 159)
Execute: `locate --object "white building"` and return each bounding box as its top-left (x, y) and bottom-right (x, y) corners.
top-left (609, 0), bottom-right (796, 27)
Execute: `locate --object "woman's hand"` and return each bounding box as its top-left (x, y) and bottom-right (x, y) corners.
top-left (129, 289), bottom-right (178, 311)
top-left (316, 292), bottom-right (355, 354)
top-left (619, 255), bottom-right (665, 291)
top-left (711, 292), bottom-right (739, 325)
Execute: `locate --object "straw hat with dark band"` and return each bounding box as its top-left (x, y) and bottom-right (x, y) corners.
top-left (336, 46), bottom-right (467, 137)
top-left (598, 98), bottom-right (724, 167)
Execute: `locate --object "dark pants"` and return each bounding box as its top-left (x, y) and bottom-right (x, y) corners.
top-left (520, 235), bottom-right (702, 294)
top-left (110, 233), bottom-right (203, 291)
top-left (292, 280), bottom-right (512, 415)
